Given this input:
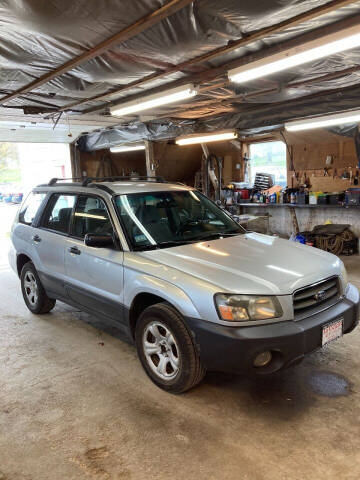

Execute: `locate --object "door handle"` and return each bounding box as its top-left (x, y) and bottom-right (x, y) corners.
top-left (32, 234), bottom-right (41, 243)
top-left (69, 246), bottom-right (81, 255)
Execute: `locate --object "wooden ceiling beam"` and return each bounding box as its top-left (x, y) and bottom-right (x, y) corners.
top-left (57, 0), bottom-right (357, 112)
top-left (150, 65), bottom-right (360, 119)
top-left (0, 0), bottom-right (194, 106)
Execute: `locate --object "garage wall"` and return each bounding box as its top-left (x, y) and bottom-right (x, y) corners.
top-left (79, 148), bottom-right (147, 178)
top-left (283, 130), bottom-right (358, 192)
top-left (78, 140), bottom-right (243, 187)
top-left (152, 142), bottom-right (201, 185)
top-left (154, 141), bottom-right (241, 186)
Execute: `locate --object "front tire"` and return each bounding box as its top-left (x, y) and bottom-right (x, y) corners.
top-left (21, 262), bottom-right (56, 314)
top-left (135, 303), bottom-right (206, 393)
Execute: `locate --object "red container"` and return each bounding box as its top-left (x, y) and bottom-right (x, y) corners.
top-left (239, 189), bottom-right (250, 200)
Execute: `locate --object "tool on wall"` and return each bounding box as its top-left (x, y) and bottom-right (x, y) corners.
top-left (354, 168), bottom-right (359, 185)
top-left (341, 169), bottom-right (350, 180)
top-left (95, 154), bottom-right (119, 178)
top-left (243, 153), bottom-right (249, 185)
top-left (194, 170), bottom-right (203, 190)
top-left (206, 154), bottom-right (222, 201)
top-left (201, 143), bottom-right (222, 201)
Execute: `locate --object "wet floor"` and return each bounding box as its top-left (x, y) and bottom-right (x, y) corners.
top-left (0, 243), bottom-right (359, 479)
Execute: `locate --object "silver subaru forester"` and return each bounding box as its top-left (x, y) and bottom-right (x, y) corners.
top-left (9, 177), bottom-right (359, 393)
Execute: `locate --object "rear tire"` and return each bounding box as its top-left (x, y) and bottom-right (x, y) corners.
top-left (21, 262), bottom-right (56, 314)
top-left (135, 303), bottom-right (206, 393)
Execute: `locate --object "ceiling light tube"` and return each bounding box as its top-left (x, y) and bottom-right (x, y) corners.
top-left (110, 84), bottom-right (198, 116)
top-left (176, 131), bottom-right (237, 146)
top-left (228, 24), bottom-right (360, 84)
top-left (110, 145), bottom-right (145, 153)
top-left (285, 110), bottom-right (360, 131)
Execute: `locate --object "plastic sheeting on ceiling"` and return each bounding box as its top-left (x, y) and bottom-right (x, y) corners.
top-left (1, 0), bottom-right (360, 149)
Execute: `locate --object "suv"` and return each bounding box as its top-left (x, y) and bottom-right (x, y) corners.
top-left (9, 177), bottom-right (359, 393)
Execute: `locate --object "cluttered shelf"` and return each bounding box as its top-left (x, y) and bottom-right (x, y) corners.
top-left (225, 173), bottom-right (360, 209)
top-left (236, 203), bottom-right (360, 208)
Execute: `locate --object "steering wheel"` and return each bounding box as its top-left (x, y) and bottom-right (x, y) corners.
top-left (175, 219), bottom-right (200, 236)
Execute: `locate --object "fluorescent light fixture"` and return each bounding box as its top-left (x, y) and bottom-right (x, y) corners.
top-left (176, 131), bottom-right (237, 146)
top-left (110, 145), bottom-right (145, 153)
top-left (110, 84), bottom-right (197, 116)
top-left (285, 110), bottom-right (360, 132)
top-left (228, 24), bottom-right (360, 83)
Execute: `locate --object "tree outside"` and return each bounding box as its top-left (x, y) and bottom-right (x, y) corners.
top-left (0, 143), bottom-right (71, 193)
top-left (0, 143), bottom-right (20, 184)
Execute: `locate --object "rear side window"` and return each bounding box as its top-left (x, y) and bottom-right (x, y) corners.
top-left (19, 192), bottom-right (47, 226)
top-left (41, 194), bottom-right (76, 234)
top-left (72, 195), bottom-right (113, 238)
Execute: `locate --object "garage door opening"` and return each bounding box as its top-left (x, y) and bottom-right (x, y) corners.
top-left (0, 142), bottom-right (71, 266)
top-left (0, 142), bottom-right (71, 195)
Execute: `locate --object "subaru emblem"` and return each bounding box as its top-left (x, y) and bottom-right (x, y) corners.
top-left (314, 290), bottom-right (326, 302)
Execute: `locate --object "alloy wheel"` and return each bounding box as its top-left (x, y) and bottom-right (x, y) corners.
top-left (142, 321), bottom-right (180, 380)
top-left (24, 271), bottom-right (38, 306)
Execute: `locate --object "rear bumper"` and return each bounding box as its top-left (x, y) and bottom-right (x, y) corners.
top-left (185, 283), bottom-right (359, 375)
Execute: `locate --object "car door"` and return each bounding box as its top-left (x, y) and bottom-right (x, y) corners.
top-left (11, 190), bottom-right (48, 268)
top-left (34, 193), bottom-right (76, 299)
top-left (64, 194), bottom-right (125, 323)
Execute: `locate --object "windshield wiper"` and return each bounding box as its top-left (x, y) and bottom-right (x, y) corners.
top-left (133, 232), bottom-right (242, 251)
top-left (133, 239), bottom-right (195, 251)
top-left (190, 231), bottom-right (242, 242)
top-left (156, 240), bottom-right (196, 248)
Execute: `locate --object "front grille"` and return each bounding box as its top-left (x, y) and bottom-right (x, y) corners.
top-left (293, 277), bottom-right (341, 320)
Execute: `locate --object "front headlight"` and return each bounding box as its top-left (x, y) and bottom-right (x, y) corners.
top-left (214, 294), bottom-right (283, 322)
top-left (340, 262), bottom-right (349, 293)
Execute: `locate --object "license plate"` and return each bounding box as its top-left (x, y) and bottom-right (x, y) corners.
top-left (322, 318), bottom-right (343, 346)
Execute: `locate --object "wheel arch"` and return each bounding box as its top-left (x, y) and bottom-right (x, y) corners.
top-left (126, 277), bottom-right (201, 340)
top-left (17, 253), bottom-right (32, 277)
top-left (128, 292), bottom-right (168, 340)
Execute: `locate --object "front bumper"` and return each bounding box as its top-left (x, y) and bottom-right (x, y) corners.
top-left (185, 283), bottom-right (359, 375)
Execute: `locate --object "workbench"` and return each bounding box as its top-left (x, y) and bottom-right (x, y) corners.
top-left (235, 203), bottom-right (360, 235)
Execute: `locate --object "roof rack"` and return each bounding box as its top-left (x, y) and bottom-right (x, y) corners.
top-left (82, 176), bottom-right (165, 187)
top-left (48, 177), bottom-right (83, 186)
top-left (41, 176), bottom-right (167, 192)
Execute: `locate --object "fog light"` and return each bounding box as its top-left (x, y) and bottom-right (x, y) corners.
top-left (253, 351), bottom-right (272, 368)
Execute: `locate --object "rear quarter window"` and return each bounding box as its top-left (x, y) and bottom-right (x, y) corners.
top-left (18, 192), bottom-right (47, 226)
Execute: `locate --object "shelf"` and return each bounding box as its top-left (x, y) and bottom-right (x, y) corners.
top-left (235, 203), bottom-right (360, 209)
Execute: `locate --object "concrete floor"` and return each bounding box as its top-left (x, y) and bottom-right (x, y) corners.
top-left (1, 204), bottom-right (360, 479)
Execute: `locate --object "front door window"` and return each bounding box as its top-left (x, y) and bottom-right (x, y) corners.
top-left (72, 195), bottom-right (114, 240)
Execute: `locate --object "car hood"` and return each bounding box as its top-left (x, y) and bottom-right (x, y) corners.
top-left (140, 233), bottom-right (342, 295)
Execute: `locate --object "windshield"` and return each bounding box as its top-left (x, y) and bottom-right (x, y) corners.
top-left (115, 190), bottom-right (244, 250)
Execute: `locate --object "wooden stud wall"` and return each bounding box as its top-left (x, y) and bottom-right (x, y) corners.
top-left (79, 140), bottom-right (243, 187)
top-left (79, 148), bottom-right (147, 178)
top-left (284, 130), bottom-right (359, 192)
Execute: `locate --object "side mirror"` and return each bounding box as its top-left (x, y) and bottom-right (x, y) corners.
top-left (84, 233), bottom-right (114, 248)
